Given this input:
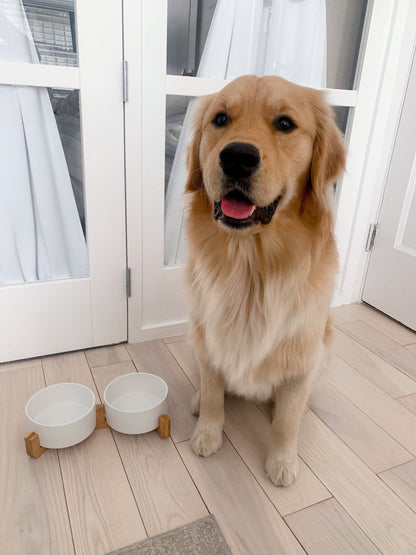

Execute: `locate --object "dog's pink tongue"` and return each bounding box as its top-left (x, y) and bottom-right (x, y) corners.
top-left (222, 196), bottom-right (254, 219)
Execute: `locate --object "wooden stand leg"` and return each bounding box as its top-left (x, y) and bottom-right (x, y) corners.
top-left (25, 432), bottom-right (48, 458)
top-left (95, 403), bottom-right (110, 429)
top-left (157, 415), bottom-right (171, 439)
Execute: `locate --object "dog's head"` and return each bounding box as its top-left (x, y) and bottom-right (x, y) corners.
top-left (185, 75), bottom-right (345, 232)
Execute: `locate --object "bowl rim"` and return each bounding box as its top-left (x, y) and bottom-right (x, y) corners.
top-left (103, 372), bottom-right (168, 414)
top-left (25, 382), bottom-right (96, 428)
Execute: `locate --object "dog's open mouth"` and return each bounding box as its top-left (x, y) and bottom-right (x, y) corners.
top-left (213, 190), bottom-right (281, 229)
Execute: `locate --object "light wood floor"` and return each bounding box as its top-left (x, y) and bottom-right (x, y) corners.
top-left (2, 303), bottom-right (416, 555)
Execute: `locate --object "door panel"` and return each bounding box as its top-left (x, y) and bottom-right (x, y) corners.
top-left (363, 49), bottom-right (416, 331)
top-left (0, 0), bottom-right (126, 362)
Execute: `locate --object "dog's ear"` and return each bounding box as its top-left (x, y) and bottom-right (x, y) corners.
top-left (310, 95), bottom-right (346, 200)
top-left (185, 95), bottom-right (213, 193)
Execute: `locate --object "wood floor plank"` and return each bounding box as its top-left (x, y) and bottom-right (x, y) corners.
top-left (339, 320), bottom-right (416, 381)
top-left (285, 498), bottom-right (380, 554)
top-left (58, 430), bottom-right (146, 555)
top-left (166, 340), bottom-right (199, 388)
top-left (0, 356), bottom-right (43, 373)
top-left (379, 460), bottom-right (416, 514)
top-left (309, 381), bottom-right (413, 472)
top-left (398, 393), bottom-right (416, 414)
top-left (224, 397), bottom-right (331, 516)
top-left (342, 303), bottom-right (416, 345)
top-left (109, 432), bottom-right (208, 536)
top-left (127, 340), bottom-right (197, 443)
top-left (329, 356), bottom-right (416, 455)
top-left (43, 353), bottom-right (147, 555)
top-left (91, 362), bottom-right (208, 537)
top-left (255, 399), bottom-right (275, 421)
top-left (330, 305), bottom-right (359, 326)
top-left (0, 367), bottom-right (74, 555)
top-left (333, 328), bottom-right (416, 398)
top-left (298, 411), bottom-right (416, 554)
top-left (177, 438), bottom-right (304, 555)
top-left (88, 359), bottom-right (137, 388)
top-left (406, 343), bottom-right (416, 353)
top-left (84, 344), bottom-right (130, 368)
top-left (42, 351), bottom-right (99, 402)
top-left (163, 334), bottom-right (187, 344)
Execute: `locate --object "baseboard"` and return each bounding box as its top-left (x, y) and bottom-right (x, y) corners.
top-left (129, 321), bottom-right (188, 343)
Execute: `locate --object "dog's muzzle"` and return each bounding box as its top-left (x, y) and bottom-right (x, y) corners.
top-left (213, 190), bottom-right (281, 229)
top-left (215, 142), bottom-right (281, 229)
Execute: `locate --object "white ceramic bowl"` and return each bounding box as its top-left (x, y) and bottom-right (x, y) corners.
top-left (104, 373), bottom-right (168, 434)
top-left (25, 383), bottom-right (96, 449)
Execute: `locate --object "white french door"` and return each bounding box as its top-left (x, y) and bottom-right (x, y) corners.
top-left (0, 0), bottom-right (127, 362)
top-left (363, 47), bottom-right (416, 331)
top-left (124, 0), bottom-right (414, 341)
top-left (126, 0), bottom-right (407, 342)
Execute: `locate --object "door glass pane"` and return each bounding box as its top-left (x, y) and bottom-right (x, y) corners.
top-left (165, 95), bottom-right (193, 266)
top-left (167, 0), bottom-right (367, 90)
top-left (1, 0), bottom-right (77, 66)
top-left (0, 84), bottom-right (88, 285)
top-left (167, 0), bottom-right (214, 77)
top-left (165, 95), bottom-right (192, 190)
top-left (333, 106), bottom-right (350, 135)
top-left (333, 106), bottom-right (350, 207)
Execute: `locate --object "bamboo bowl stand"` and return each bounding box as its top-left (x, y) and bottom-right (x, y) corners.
top-left (25, 404), bottom-right (171, 459)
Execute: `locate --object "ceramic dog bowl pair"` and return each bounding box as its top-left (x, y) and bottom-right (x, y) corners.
top-left (25, 373), bottom-right (168, 449)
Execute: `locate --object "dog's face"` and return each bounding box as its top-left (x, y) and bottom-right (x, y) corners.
top-left (186, 75), bottom-right (345, 233)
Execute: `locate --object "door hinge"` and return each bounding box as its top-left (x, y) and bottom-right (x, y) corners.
top-left (365, 223), bottom-right (378, 252)
top-left (122, 60), bottom-right (128, 102)
top-left (126, 267), bottom-right (131, 297)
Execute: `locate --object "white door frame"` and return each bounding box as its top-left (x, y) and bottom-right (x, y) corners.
top-left (0, 1), bottom-right (127, 362)
top-left (125, 0), bottom-right (416, 343)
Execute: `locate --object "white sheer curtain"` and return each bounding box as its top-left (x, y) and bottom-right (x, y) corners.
top-left (164, 0), bottom-right (326, 265)
top-left (0, 0), bottom-right (88, 284)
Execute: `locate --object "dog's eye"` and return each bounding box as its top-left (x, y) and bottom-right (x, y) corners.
top-left (212, 112), bottom-right (230, 127)
top-left (274, 116), bottom-right (296, 132)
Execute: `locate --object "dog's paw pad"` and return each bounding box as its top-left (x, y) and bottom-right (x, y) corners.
top-left (191, 428), bottom-right (223, 457)
top-left (265, 453), bottom-right (300, 487)
top-left (191, 391), bottom-right (200, 416)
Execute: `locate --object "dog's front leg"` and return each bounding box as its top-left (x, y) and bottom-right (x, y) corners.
top-left (191, 361), bottom-right (225, 458)
top-left (265, 373), bottom-right (312, 487)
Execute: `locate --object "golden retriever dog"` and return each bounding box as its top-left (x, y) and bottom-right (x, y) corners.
top-left (184, 75), bottom-right (345, 486)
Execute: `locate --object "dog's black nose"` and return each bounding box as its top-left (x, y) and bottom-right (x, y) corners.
top-left (219, 142), bottom-right (260, 179)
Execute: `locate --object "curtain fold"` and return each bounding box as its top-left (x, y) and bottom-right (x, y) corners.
top-left (164, 0), bottom-right (326, 265)
top-left (0, 0), bottom-right (88, 284)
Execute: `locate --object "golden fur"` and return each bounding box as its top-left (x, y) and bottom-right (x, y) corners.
top-left (185, 75), bottom-right (345, 486)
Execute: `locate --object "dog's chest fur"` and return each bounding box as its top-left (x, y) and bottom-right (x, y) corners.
top-left (189, 234), bottom-right (318, 400)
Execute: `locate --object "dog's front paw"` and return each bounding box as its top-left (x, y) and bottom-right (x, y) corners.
top-left (191, 424), bottom-right (223, 457)
top-left (265, 450), bottom-right (300, 487)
